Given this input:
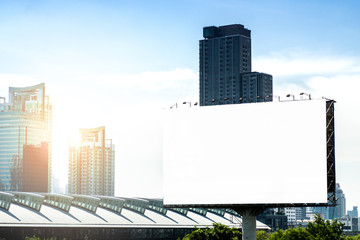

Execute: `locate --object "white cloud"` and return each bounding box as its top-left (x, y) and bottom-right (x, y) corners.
top-left (306, 74), bottom-right (360, 163)
top-left (254, 51), bottom-right (360, 164)
top-left (254, 50), bottom-right (360, 78)
top-left (95, 68), bottom-right (198, 91)
top-left (48, 68), bottom-right (198, 196)
top-left (254, 50), bottom-right (360, 209)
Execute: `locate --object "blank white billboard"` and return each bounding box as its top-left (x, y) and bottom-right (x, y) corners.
top-left (163, 99), bottom-right (328, 206)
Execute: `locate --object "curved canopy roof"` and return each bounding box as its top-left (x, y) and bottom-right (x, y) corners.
top-left (0, 192), bottom-right (269, 230)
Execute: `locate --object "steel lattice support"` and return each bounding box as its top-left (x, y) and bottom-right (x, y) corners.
top-left (326, 100), bottom-right (336, 206)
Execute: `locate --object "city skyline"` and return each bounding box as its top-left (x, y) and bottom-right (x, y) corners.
top-left (1, 0), bottom-right (360, 211)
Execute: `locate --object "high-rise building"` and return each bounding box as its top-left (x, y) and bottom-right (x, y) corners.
top-left (333, 183), bottom-right (346, 218)
top-left (241, 72), bottom-right (273, 103)
top-left (68, 126), bottom-right (114, 196)
top-left (0, 83), bottom-right (52, 192)
top-left (310, 183), bottom-right (347, 220)
top-left (347, 206), bottom-right (358, 218)
top-left (199, 24), bottom-right (273, 106)
top-left (22, 142), bottom-right (49, 192)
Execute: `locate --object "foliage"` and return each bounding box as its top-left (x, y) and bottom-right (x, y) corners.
top-left (346, 234), bottom-right (360, 240)
top-left (266, 214), bottom-right (345, 240)
top-left (181, 214), bottom-right (350, 240)
top-left (268, 228), bottom-right (312, 240)
top-left (182, 223), bottom-right (242, 240)
top-left (24, 215), bottom-right (358, 240)
top-left (257, 230), bottom-right (271, 240)
top-left (306, 214), bottom-right (345, 240)
top-left (25, 236), bottom-right (69, 240)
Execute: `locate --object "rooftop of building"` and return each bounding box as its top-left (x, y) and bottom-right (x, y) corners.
top-left (203, 24), bottom-right (251, 39)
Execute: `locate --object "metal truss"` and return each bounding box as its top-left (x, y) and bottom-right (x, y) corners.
top-left (326, 100), bottom-right (336, 206)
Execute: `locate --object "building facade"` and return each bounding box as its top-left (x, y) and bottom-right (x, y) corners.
top-left (241, 72), bottom-right (273, 103)
top-left (285, 207), bottom-right (296, 222)
top-left (309, 183), bottom-right (347, 220)
top-left (285, 207), bottom-right (307, 225)
top-left (257, 208), bottom-right (288, 230)
top-left (339, 215), bottom-right (359, 233)
top-left (348, 206), bottom-right (358, 218)
top-left (333, 183), bottom-right (346, 218)
top-left (22, 142), bottom-right (48, 192)
top-left (0, 83), bottom-right (52, 192)
top-left (199, 24), bottom-right (272, 106)
top-left (68, 126), bottom-right (114, 196)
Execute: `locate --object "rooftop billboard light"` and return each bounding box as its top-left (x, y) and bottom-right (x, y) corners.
top-left (163, 99), bottom-right (331, 207)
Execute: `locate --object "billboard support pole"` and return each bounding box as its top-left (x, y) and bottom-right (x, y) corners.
top-left (326, 100), bottom-right (336, 206)
top-left (235, 207), bottom-right (265, 240)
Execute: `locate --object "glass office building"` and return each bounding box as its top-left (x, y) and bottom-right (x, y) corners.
top-left (0, 83), bottom-right (52, 192)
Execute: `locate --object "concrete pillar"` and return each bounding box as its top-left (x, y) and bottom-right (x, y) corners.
top-left (242, 213), bottom-right (257, 240)
top-left (234, 207), bottom-right (265, 240)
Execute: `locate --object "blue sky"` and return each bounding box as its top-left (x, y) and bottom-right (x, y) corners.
top-left (1, 0), bottom-right (360, 211)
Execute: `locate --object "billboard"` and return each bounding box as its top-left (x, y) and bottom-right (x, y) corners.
top-left (163, 99), bottom-right (333, 207)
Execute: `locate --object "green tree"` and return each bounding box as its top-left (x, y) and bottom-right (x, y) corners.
top-left (257, 230), bottom-right (271, 240)
top-left (182, 215), bottom-right (349, 240)
top-left (267, 214), bottom-right (345, 240)
top-left (182, 223), bottom-right (242, 240)
top-left (306, 214), bottom-right (345, 240)
top-left (268, 228), bottom-right (312, 240)
top-left (346, 234), bottom-right (360, 240)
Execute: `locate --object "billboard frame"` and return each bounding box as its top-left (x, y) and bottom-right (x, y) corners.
top-left (326, 100), bottom-right (336, 206)
top-left (163, 100), bottom-right (336, 209)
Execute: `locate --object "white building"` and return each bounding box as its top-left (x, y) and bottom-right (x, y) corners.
top-left (285, 207), bottom-right (296, 222)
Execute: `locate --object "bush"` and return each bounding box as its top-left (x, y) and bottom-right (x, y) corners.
top-left (268, 228), bottom-right (312, 240)
top-left (182, 214), bottom-right (348, 240)
top-left (257, 230), bottom-right (271, 240)
top-left (306, 214), bottom-right (344, 240)
top-left (182, 223), bottom-right (242, 240)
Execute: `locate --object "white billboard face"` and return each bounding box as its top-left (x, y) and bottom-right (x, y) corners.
top-left (163, 100), bottom-right (328, 206)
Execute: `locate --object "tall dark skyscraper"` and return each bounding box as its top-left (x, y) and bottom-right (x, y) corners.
top-left (199, 24), bottom-right (273, 106)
